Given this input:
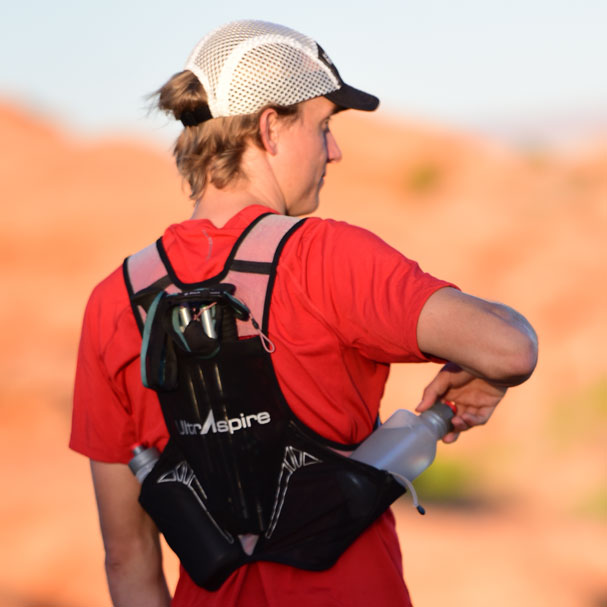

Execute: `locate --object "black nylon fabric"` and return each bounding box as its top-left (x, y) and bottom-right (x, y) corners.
top-left (157, 334), bottom-right (292, 534)
top-left (139, 419), bottom-right (403, 590)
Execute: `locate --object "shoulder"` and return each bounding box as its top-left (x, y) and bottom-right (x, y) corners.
top-left (275, 216), bottom-right (456, 361)
top-left (285, 216), bottom-right (420, 276)
top-left (87, 265), bottom-right (130, 315)
top-left (82, 264), bottom-right (135, 347)
top-left (297, 216), bottom-right (390, 247)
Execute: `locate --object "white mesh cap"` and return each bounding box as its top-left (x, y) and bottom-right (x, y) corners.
top-left (185, 20), bottom-right (379, 118)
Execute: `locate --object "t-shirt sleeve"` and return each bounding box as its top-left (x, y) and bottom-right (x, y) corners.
top-left (297, 219), bottom-right (458, 363)
top-left (69, 271), bottom-right (137, 463)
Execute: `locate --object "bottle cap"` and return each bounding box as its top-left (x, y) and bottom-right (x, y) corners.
top-left (442, 400), bottom-right (457, 414)
top-left (424, 401), bottom-right (455, 435)
top-left (130, 443), bottom-right (146, 455)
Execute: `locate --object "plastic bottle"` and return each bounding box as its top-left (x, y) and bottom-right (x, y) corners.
top-left (128, 444), bottom-right (160, 483)
top-left (350, 401), bottom-right (455, 484)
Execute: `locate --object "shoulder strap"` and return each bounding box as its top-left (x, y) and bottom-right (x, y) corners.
top-left (123, 239), bottom-right (180, 333)
top-left (226, 214), bottom-right (304, 337)
top-left (123, 214), bottom-right (306, 337)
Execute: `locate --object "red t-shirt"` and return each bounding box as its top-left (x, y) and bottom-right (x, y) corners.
top-left (71, 205), bottom-right (455, 606)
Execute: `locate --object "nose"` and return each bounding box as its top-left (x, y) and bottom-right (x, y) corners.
top-left (326, 131), bottom-right (342, 163)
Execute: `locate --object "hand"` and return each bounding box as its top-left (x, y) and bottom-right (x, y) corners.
top-left (415, 363), bottom-right (508, 443)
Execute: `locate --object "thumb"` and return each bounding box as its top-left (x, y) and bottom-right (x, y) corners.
top-left (416, 371), bottom-right (450, 412)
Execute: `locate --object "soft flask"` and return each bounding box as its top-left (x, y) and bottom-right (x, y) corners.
top-left (350, 401), bottom-right (455, 512)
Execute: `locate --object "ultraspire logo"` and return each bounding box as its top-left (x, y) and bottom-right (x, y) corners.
top-left (176, 409), bottom-right (271, 436)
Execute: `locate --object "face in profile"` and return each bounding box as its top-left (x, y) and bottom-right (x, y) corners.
top-left (272, 96), bottom-right (342, 216)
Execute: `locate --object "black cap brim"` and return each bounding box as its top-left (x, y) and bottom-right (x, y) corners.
top-left (325, 83), bottom-right (379, 112)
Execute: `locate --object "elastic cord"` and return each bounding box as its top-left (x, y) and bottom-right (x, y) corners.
top-left (251, 317), bottom-right (275, 353)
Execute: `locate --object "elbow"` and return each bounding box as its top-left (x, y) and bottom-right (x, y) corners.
top-left (521, 329), bottom-right (539, 378)
top-left (104, 541), bottom-right (138, 575)
top-left (103, 533), bottom-right (160, 577)
top-left (489, 325), bottom-right (539, 386)
top-left (483, 301), bottom-right (539, 386)
top-left (506, 336), bottom-right (538, 385)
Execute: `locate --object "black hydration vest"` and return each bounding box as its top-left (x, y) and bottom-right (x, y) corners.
top-left (123, 213), bottom-right (404, 590)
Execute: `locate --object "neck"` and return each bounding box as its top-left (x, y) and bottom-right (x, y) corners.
top-left (190, 145), bottom-right (285, 227)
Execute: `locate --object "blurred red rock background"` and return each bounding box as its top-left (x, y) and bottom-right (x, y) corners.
top-left (0, 100), bottom-right (605, 607)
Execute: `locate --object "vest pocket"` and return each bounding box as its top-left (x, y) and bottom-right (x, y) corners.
top-left (138, 439), bottom-right (246, 590)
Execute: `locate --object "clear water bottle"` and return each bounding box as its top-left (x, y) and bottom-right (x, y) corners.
top-left (350, 401), bottom-right (455, 484)
top-left (128, 444), bottom-right (160, 483)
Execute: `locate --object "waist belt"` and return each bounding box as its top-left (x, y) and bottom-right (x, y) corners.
top-left (123, 212), bottom-right (404, 590)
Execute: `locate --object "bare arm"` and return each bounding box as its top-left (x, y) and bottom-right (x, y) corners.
top-left (416, 287), bottom-right (538, 442)
top-left (90, 460), bottom-right (171, 607)
top-left (417, 287), bottom-right (537, 385)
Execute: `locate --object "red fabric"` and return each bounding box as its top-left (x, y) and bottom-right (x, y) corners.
top-left (70, 205), bottom-right (456, 606)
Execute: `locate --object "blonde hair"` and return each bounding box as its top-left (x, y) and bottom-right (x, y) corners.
top-left (154, 70), bottom-right (299, 200)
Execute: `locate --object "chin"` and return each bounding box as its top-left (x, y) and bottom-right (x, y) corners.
top-left (287, 197), bottom-right (319, 217)
top-left (303, 200), bottom-right (320, 216)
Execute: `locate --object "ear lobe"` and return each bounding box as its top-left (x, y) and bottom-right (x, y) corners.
top-left (259, 108), bottom-right (279, 155)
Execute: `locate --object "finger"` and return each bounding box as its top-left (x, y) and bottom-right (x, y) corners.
top-left (450, 416), bottom-right (471, 433)
top-left (442, 431), bottom-right (459, 444)
top-left (460, 411), bottom-right (491, 427)
top-left (416, 383), bottom-right (440, 412)
top-left (416, 370), bottom-right (451, 412)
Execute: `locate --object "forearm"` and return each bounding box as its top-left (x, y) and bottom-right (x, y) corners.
top-left (105, 533), bottom-right (171, 607)
top-left (90, 461), bottom-right (171, 607)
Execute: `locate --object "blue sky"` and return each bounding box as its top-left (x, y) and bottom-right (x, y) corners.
top-left (2, 0), bottom-right (605, 143)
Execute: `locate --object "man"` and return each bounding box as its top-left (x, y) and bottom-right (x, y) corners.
top-left (70, 20), bottom-right (537, 607)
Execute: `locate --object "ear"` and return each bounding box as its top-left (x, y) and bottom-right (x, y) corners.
top-left (259, 108), bottom-right (279, 155)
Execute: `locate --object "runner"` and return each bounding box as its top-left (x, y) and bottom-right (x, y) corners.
top-left (70, 20), bottom-right (538, 607)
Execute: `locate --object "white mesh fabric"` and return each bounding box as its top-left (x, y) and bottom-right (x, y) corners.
top-left (185, 20), bottom-right (340, 117)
